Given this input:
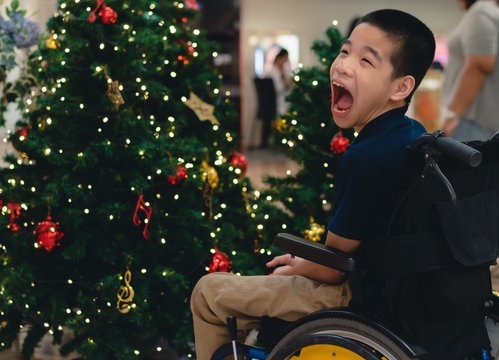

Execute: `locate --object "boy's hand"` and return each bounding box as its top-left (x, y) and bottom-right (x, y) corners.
top-left (266, 254), bottom-right (302, 276)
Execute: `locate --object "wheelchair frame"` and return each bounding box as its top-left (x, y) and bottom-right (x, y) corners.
top-left (209, 131), bottom-right (498, 360)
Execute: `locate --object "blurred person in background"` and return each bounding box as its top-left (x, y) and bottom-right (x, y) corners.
top-left (265, 48), bottom-right (292, 115)
top-left (441, 0), bottom-right (499, 141)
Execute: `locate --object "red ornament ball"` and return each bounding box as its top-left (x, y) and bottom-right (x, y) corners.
top-left (208, 248), bottom-right (231, 273)
top-left (330, 132), bottom-right (350, 154)
top-left (167, 166), bottom-right (188, 185)
top-left (34, 215), bottom-right (64, 252)
top-left (99, 4), bottom-right (117, 24)
top-left (229, 151), bottom-right (247, 176)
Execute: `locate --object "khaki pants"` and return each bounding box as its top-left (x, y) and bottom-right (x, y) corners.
top-left (190, 272), bottom-right (351, 360)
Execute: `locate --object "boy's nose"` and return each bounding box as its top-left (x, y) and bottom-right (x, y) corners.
top-left (335, 59), bottom-right (353, 77)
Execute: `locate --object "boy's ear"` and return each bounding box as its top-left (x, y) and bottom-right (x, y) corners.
top-left (390, 75), bottom-right (415, 102)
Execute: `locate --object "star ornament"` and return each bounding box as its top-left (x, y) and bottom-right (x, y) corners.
top-left (184, 91), bottom-right (219, 125)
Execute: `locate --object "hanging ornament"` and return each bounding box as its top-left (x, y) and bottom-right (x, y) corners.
top-left (167, 166), bottom-right (188, 185)
top-left (99, 4), bottom-right (118, 24)
top-left (276, 118), bottom-right (288, 133)
top-left (117, 266), bottom-right (135, 314)
top-left (133, 195), bottom-right (152, 240)
top-left (177, 55), bottom-right (189, 65)
top-left (201, 161), bottom-right (219, 189)
top-left (185, 0), bottom-right (201, 10)
top-left (330, 131), bottom-right (350, 154)
top-left (7, 203), bottom-right (21, 232)
top-left (106, 80), bottom-right (124, 110)
top-left (184, 91), bottom-right (220, 126)
top-left (229, 151), bottom-right (247, 177)
top-left (208, 248), bottom-right (231, 273)
top-left (45, 36), bottom-right (60, 49)
top-left (88, 0), bottom-right (117, 24)
top-left (301, 217), bottom-right (325, 242)
top-left (88, 0), bottom-right (104, 22)
top-left (34, 214), bottom-right (64, 251)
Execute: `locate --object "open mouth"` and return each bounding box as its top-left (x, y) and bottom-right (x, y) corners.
top-left (332, 81), bottom-right (353, 113)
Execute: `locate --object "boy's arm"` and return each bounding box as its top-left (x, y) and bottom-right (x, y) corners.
top-left (266, 231), bottom-right (361, 284)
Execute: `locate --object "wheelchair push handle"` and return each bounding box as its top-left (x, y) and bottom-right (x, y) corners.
top-left (434, 135), bottom-right (482, 167)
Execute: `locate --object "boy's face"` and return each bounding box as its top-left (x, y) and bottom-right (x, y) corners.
top-left (330, 23), bottom-right (403, 132)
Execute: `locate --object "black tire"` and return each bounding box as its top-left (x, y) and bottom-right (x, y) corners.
top-left (270, 333), bottom-right (382, 360)
top-left (268, 317), bottom-right (417, 360)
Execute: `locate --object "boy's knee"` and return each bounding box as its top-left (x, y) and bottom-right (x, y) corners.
top-left (190, 273), bottom-right (223, 311)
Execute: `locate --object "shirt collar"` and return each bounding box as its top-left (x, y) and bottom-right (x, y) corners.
top-left (353, 105), bottom-right (409, 144)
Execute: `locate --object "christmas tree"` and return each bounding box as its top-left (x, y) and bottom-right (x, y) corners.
top-left (0, 0), bottom-right (264, 359)
top-left (252, 26), bottom-right (353, 249)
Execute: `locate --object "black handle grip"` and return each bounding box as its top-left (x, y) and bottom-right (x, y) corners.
top-left (226, 316), bottom-right (237, 341)
top-left (435, 136), bottom-right (482, 167)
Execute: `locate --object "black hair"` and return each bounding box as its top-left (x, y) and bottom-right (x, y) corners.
top-left (274, 48), bottom-right (289, 62)
top-left (357, 9), bottom-right (435, 103)
top-left (464, 0), bottom-right (477, 9)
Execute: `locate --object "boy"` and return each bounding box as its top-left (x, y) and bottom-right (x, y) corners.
top-left (190, 9), bottom-right (435, 359)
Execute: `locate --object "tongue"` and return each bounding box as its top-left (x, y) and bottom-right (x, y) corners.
top-left (337, 92), bottom-right (353, 110)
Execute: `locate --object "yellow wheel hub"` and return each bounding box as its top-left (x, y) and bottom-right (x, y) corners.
top-left (288, 344), bottom-right (370, 359)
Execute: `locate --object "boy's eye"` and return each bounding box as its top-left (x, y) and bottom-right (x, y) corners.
top-left (340, 49), bottom-right (348, 55)
top-left (362, 58), bottom-right (372, 65)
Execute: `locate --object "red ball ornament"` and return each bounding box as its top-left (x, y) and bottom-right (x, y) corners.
top-left (167, 166), bottom-right (188, 185)
top-left (208, 248), bottom-right (231, 273)
top-left (34, 215), bottom-right (64, 252)
top-left (330, 132), bottom-right (350, 154)
top-left (99, 4), bottom-right (117, 24)
top-left (229, 151), bottom-right (247, 176)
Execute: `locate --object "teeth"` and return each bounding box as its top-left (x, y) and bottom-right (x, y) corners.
top-left (333, 104), bottom-right (348, 113)
top-left (333, 81), bottom-right (344, 88)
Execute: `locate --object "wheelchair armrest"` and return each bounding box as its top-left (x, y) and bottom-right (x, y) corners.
top-left (273, 233), bottom-right (360, 273)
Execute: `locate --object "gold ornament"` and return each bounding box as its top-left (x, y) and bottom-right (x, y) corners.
top-left (184, 91), bottom-right (219, 125)
top-left (45, 37), bottom-right (60, 49)
top-left (276, 118), bottom-right (288, 132)
top-left (116, 267), bottom-right (135, 314)
top-left (302, 217), bottom-right (325, 242)
top-left (201, 161), bottom-right (219, 189)
top-left (106, 80), bottom-right (125, 110)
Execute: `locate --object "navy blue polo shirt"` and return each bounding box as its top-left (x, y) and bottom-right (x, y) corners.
top-left (327, 106), bottom-right (426, 242)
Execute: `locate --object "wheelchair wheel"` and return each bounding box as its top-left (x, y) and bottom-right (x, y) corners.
top-left (270, 333), bottom-right (381, 360)
top-left (268, 317), bottom-right (417, 360)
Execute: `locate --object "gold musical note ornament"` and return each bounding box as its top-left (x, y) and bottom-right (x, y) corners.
top-left (117, 267), bottom-right (135, 314)
top-left (183, 91), bottom-right (220, 125)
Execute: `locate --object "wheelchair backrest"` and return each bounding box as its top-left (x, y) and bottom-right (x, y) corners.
top-left (359, 136), bottom-right (499, 360)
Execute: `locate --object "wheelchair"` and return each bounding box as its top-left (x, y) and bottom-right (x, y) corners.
top-left (211, 131), bottom-right (499, 360)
